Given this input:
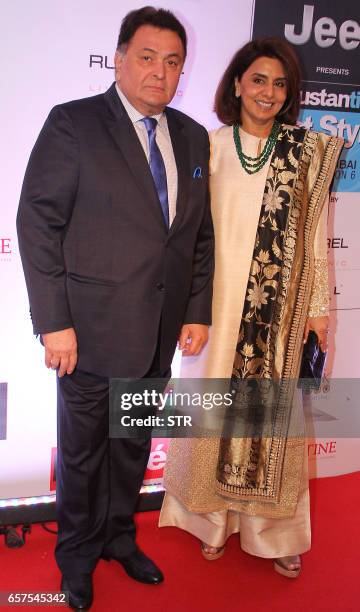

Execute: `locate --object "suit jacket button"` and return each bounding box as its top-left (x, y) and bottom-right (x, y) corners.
top-left (156, 283), bottom-right (165, 292)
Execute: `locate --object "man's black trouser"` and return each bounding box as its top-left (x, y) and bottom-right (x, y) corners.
top-left (55, 344), bottom-right (170, 576)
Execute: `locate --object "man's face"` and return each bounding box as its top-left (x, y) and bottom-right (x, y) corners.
top-left (115, 25), bottom-right (185, 115)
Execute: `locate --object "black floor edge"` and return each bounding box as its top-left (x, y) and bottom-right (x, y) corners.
top-left (0, 491), bottom-right (164, 527)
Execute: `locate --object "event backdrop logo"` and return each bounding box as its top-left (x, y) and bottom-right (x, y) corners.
top-left (143, 439), bottom-right (169, 486)
top-left (89, 55), bottom-right (114, 69)
top-left (49, 442), bottom-right (168, 489)
top-left (252, 1), bottom-right (360, 83)
top-left (252, 0), bottom-right (360, 192)
top-left (308, 440), bottom-right (337, 458)
top-left (0, 383), bottom-right (8, 440)
top-left (328, 237), bottom-right (349, 249)
top-left (298, 109), bottom-right (359, 191)
top-left (0, 238), bottom-right (12, 261)
top-left (0, 238), bottom-right (11, 254)
top-left (50, 447), bottom-right (57, 491)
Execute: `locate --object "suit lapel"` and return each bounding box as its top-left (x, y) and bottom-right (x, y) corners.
top-left (103, 84), bottom-right (191, 235)
top-left (103, 84), bottom-right (167, 230)
top-left (166, 108), bottom-right (190, 236)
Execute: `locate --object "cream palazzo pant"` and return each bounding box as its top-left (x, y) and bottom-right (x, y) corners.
top-left (159, 453), bottom-right (310, 558)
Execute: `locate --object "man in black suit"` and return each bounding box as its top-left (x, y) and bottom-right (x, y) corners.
top-left (17, 6), bottom-right (213, 610)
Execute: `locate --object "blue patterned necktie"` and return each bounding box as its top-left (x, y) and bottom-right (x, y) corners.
top-left (141, 117), bottom-right (169, 228)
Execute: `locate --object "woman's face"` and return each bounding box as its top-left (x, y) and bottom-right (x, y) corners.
top-left (235, 56), bottom-right (287, 129)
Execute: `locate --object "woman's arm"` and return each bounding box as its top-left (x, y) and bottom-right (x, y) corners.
top-left (304, 195), bottom-right (330, 351)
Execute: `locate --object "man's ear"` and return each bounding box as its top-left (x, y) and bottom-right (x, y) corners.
top-left (114, 50), bottom-right (123, 80)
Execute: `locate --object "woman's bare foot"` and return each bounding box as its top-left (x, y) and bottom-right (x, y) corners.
top-left (274, 555), bottom-right (301, 578)
top-left (201, 542), bottom-right (225, 560)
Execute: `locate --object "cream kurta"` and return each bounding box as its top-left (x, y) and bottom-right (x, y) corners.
top-left (159, 126), bottom-right (317, 556)
top-left (182, 126), bottom-right (271, 380)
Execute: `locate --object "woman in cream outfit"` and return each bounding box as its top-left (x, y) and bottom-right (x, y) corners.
top-left (160, 38), bottom-right (343, 577)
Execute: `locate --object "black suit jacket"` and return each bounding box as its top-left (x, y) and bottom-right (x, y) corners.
top-left (17, 83), bottom-right (214, 377)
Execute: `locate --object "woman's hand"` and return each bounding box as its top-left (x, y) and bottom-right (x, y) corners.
top-left (303, 316), bottom-right (329, 352)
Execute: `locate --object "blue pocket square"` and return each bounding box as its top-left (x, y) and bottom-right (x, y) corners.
top-left (193, 166), bottom-right (203, 179)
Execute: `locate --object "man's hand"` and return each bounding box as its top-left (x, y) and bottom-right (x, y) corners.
top-left (178, 324), bottom-right (209, 356)
top-left (304, 316), bottom-right (329, 352)
top-left (42, 327), bottom-right (78, 377)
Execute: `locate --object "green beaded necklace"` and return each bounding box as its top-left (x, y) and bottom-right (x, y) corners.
top-left (233, 121), bottom-right (281, 175)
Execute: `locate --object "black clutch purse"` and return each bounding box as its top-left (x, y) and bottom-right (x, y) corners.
top-left (298, 331), bottom-right (327, 391)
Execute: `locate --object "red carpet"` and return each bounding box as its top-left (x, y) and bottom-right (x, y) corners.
top-left (1, 472), bottom-right (359, 611)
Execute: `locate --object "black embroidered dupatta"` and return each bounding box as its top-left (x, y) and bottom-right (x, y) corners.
top-left (215, 125), bottom-right (342, 509)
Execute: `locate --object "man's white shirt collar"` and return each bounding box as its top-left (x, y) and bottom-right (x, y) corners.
top-left (115, 84), bottom-right (165, 126)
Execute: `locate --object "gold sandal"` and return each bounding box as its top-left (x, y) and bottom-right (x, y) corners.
top-left (201, 542), bottom-right (225, 561)
top-left (274, 555), bottom-right (301, 578)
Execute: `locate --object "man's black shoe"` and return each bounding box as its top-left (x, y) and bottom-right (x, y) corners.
top-left (103, 549), bottom-right (164, 584)
top-left (61, 574), bottom-right (93, 610)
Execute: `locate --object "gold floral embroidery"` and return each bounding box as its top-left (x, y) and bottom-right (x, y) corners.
top-left (241, 343), bottom-right (255, 358)
top-left (232, 129), bottom-right (303, 383)
top-left (257, 249), bottom-right (270, 263)
top-left (244, 253), bottom-right (281, 325)
top-left (308, 257), bottom-right (329, 317)
top-left (263, 185), bottom-right (284, 214)
top-left (246, 284), bottom-right (269, 311)
top-left (272, 157), bottom-right (286, 170)
top-left (220, 124), bottom-right (305, 493)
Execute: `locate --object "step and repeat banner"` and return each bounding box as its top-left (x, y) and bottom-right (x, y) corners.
top-left (0, 0), bottom-right (359, 502)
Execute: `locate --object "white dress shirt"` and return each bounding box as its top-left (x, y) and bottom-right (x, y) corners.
top-left (116, 84), bottom-right (178, 226)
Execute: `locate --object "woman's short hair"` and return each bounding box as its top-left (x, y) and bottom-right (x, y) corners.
top-left (215, 37), bottom-right (302, 126)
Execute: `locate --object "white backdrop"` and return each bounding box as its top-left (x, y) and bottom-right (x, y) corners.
top-left (0, 0), bottom-right (359, 501)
